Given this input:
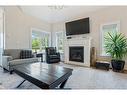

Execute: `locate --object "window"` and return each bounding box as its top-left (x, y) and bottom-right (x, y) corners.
top-left (56, 31), bottom-right (64, 53)
top-left (31, 29), bottom-right (51, 53)
top-left (100, 21), bottom-right (120, 56)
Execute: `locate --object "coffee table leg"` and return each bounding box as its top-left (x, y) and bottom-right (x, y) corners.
top-left (59, 79), bottom-right (68, 89)
top-left (16, 80), bottom-right (26, 88)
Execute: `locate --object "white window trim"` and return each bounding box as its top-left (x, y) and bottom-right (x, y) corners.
top-left (100, 21), bottom-right (120, 56)
top-left (30, 28), bottom-right (51, 49)
top-left (55, 31), bottom-right (64, 53)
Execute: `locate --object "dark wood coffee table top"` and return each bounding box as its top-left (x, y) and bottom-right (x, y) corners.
top-left (13, 62), bottom-right (73, 89)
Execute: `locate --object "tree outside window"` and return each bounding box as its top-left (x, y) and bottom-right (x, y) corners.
top-left (32, 37), bottom-right (41, 52)
top-left (32, 30), bottom-right (50, 53)
top-left (41, 34), bottom-right (49, 51)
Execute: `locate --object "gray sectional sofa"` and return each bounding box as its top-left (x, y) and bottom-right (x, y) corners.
top-left (2, 49), bottom-right (39, 74)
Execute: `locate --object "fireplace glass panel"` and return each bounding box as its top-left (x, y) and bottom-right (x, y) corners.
top-left (69, 46), bottom-right (84, 62)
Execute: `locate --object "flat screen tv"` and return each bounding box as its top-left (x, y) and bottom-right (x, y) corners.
top-left (65, 17), bottom-right (90, 36)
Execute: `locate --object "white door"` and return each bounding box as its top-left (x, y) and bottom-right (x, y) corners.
top-left (0, 8), bottom-right (4, 67)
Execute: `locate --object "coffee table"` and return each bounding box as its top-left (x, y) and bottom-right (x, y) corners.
top-left (13, 62), bottom-right (73, 89)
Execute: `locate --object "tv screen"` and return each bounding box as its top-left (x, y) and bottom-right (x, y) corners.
top-left (65, 17), bottom-right (90, 36)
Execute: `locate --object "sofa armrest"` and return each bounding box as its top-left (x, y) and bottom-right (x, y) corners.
top-left (2, 56), bottom-right (13, 70)
top-left (3, 56), bottom-right (13, 61)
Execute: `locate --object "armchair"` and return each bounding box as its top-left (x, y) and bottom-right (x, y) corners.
top-left (45, 47), bottom-right (60, 63)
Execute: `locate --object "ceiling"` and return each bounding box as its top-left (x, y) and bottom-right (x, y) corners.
top-left (20, 6), bottom-right (107, 23)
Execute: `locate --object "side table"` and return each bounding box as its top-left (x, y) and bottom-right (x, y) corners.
top-left (36, 53), bottom-right (43, 62)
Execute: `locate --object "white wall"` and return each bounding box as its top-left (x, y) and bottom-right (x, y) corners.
top-left (4, 6), bottom-right (51, 49)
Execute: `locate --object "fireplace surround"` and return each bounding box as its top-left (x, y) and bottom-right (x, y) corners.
top-left (64, 36), bottom-right (91, 67)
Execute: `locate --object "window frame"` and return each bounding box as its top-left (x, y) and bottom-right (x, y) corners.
top-left (30, 28), bottom-right (51, 52)
top-left (100, 21), bottom-right (120, 56)
top-left (55, 31), bottom-right (64, 53)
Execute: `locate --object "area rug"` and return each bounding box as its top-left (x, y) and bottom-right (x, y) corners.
top-left (1, 63), bottom-right (127, 89)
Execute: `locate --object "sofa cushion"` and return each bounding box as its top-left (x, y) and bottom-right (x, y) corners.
top-left (49, 55), bottom-right (58, 58)
top-left (3, 49), bottom-right (21, 59)
top-left (20, 50), bottom-right (33, 59)
top-left (9, 58), bottom-right (39, 66)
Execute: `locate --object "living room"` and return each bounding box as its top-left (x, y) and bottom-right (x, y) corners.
top-left (1, 3), bottom-right (127, 92)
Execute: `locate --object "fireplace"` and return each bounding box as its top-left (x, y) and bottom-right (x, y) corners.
top-left (69, 46), bottom-right (84, 62)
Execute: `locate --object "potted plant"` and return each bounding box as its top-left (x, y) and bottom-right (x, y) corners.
top-left (104, 32), bottom-right (127, 72)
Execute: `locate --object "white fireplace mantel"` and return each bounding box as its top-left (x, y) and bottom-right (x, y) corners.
top-left (64, 37), bottom-right (92, 67)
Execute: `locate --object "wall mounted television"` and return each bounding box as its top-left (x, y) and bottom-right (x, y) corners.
top-left (65, 17), bottom-right (90, 36)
